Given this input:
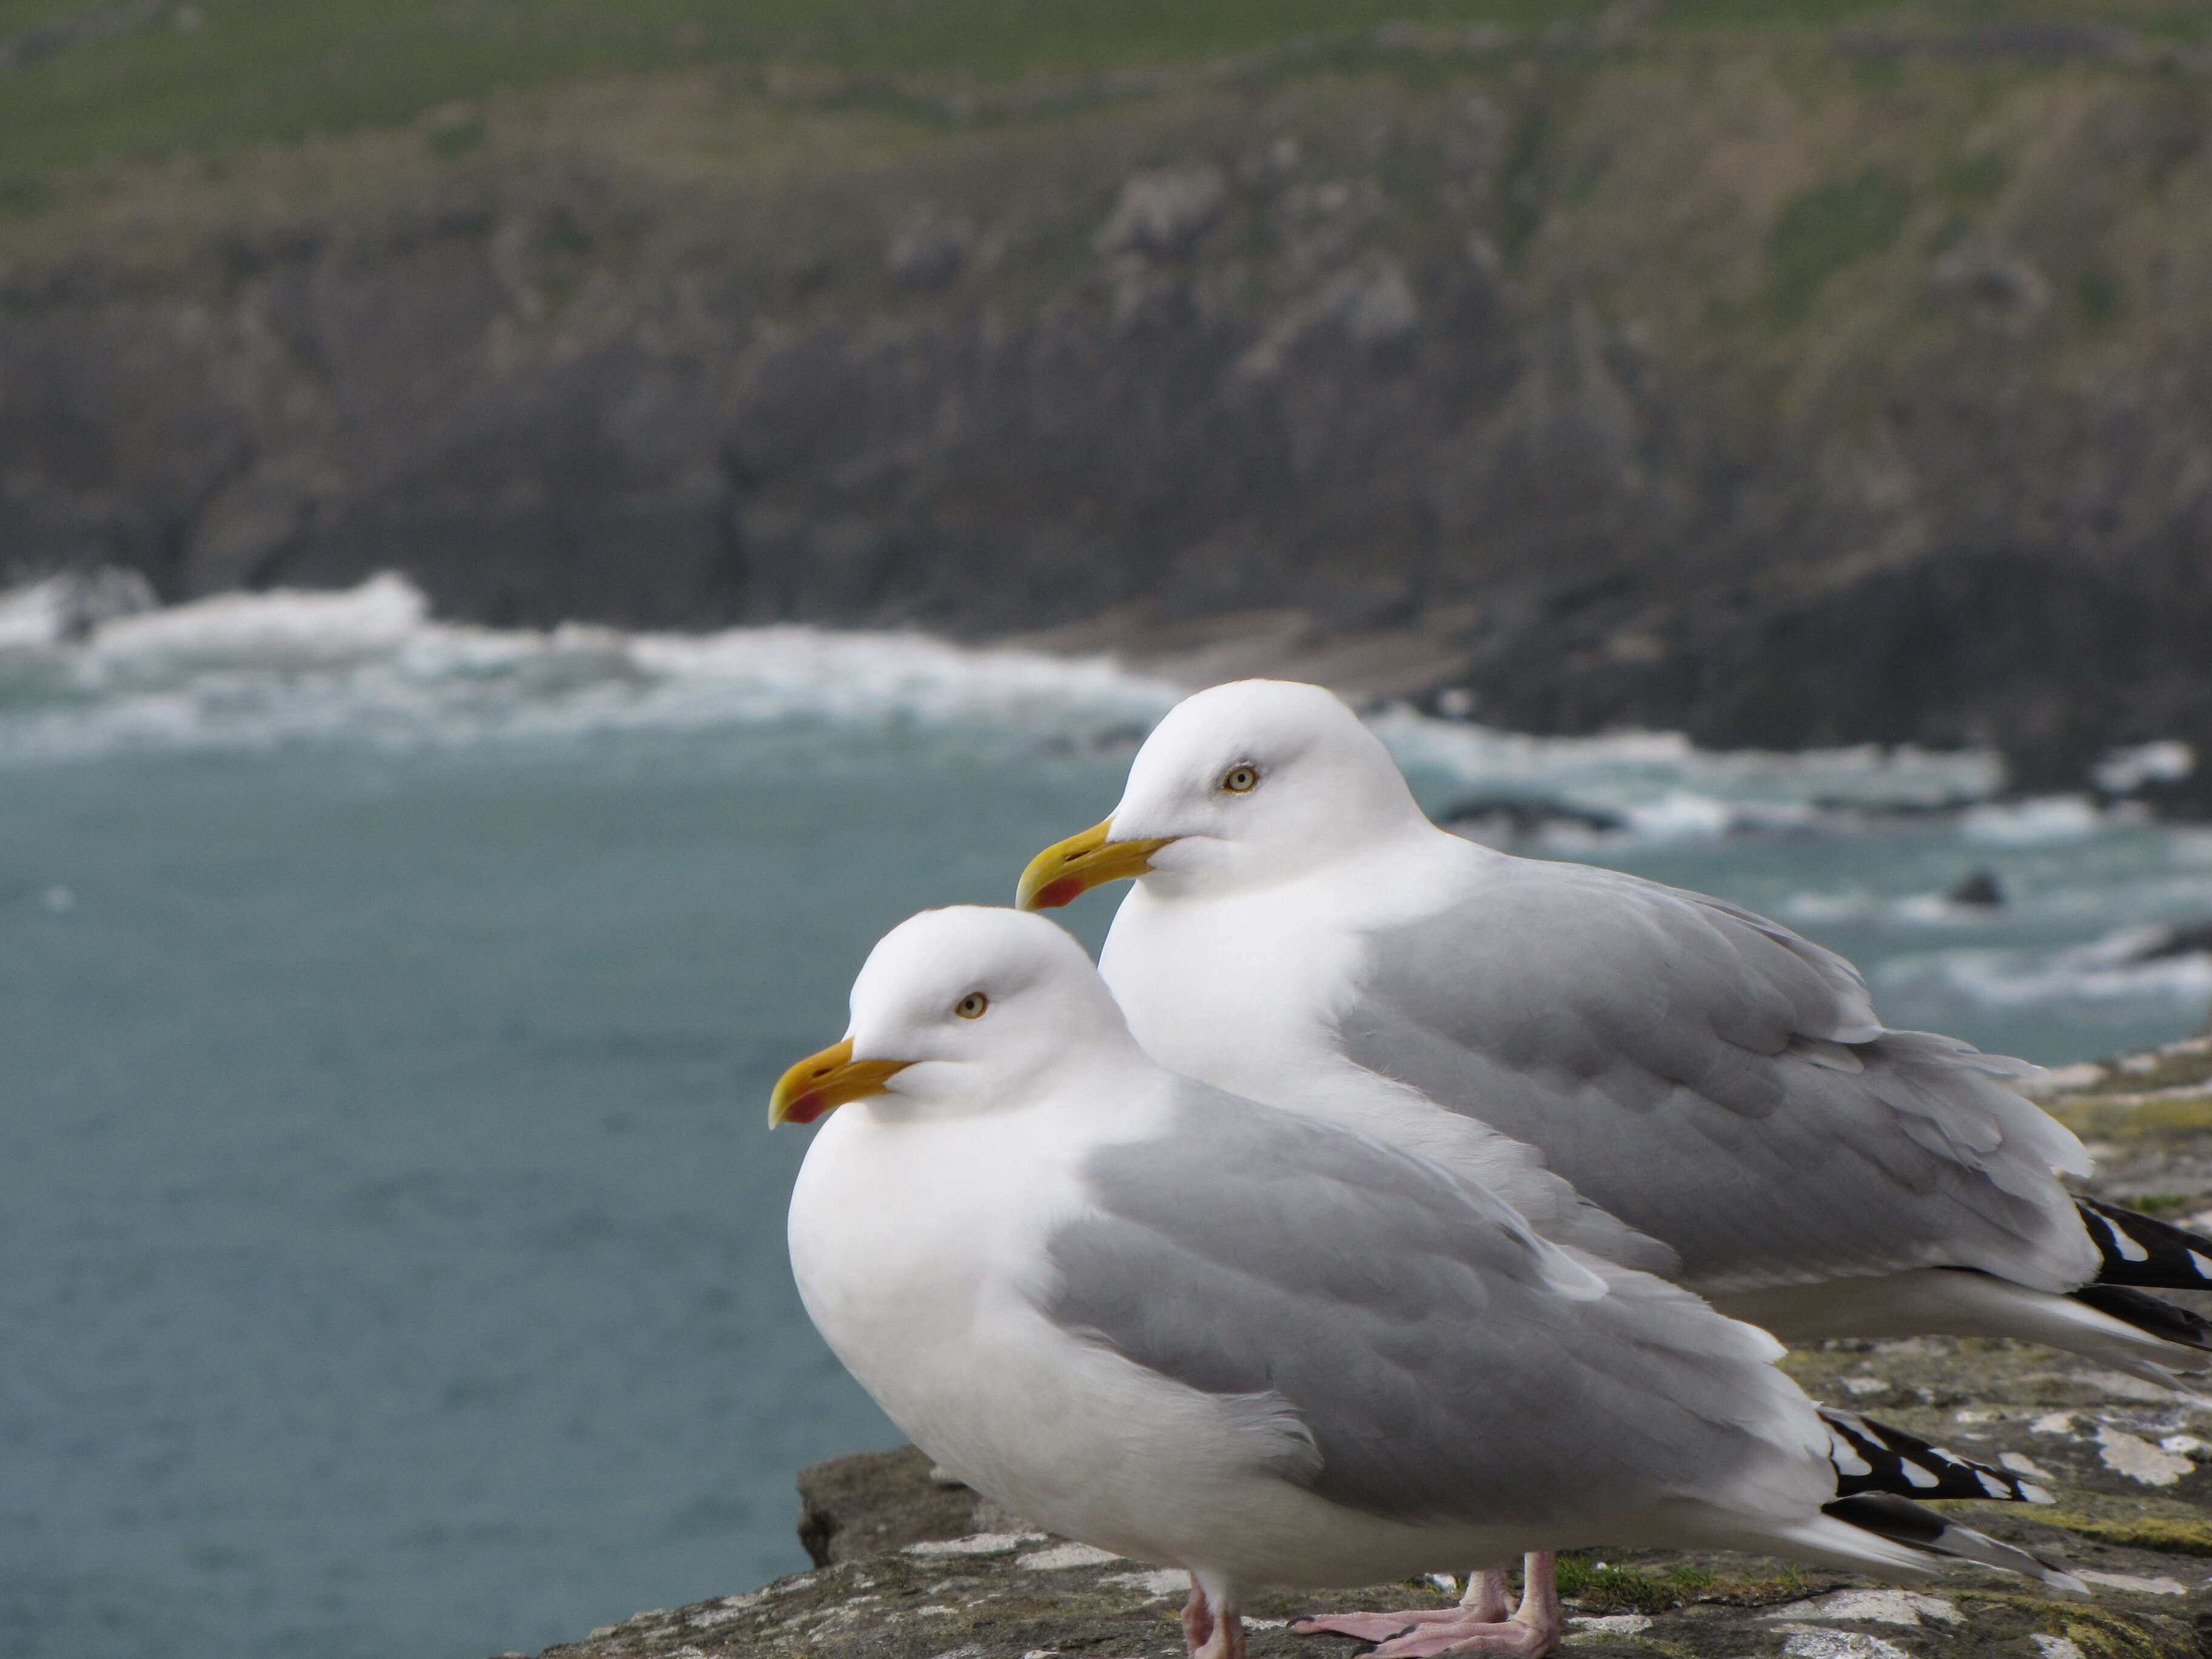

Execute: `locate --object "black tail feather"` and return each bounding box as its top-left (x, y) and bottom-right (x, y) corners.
top-left (2078, 1198), bottom-right (2212, 1291)
top-left (2070, 1283), bottom-right (2212, 1353)
top-left (1820, 1407), bottom-right (2051, 1503)
top-left (1823, 1493), bottom-right (2083, 1591)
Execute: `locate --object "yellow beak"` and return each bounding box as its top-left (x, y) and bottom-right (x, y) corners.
top-left (1015, 819), bottom-right (1175, 911)
top-left (768, 1037), bottom-right (912, 1127)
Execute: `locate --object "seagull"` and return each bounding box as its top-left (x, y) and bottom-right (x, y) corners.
top-left (774, 906), bottom-right (2076, 1659)
top-left (1014, 677), bottom-right (2211, 1649)
top-left (1015, 680), bottom-right (2212, 1378)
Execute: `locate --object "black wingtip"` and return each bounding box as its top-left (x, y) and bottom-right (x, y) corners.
top-left (1823, 1493), bottom-right (2084, 1591)
top-left (2078, 1198), bottom-right (2212, 1292)
top-left (2070, 1283), bottom-right (2212, 1353)
top-left (1820, 1407), bottom-right (2052, 1504)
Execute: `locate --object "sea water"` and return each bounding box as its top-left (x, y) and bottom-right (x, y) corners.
top-left (3, 577), bottom-right (2209, 1659)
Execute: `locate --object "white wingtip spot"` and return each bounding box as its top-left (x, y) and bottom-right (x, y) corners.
top-left (2098, 1211), bottom-right (2151, 1263)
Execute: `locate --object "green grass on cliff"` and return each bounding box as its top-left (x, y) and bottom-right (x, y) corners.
top-left (1766, 165), bottom-right (1912, 320)
top-left (0, 0), bottom-right (2208, 178)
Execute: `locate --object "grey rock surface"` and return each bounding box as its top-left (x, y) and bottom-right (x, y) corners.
top-left (797, 1446), bottom-right (1028, 1568)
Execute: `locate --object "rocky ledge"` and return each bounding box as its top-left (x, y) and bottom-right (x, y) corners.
top-left (518, 1352), bottom-right (2212, 1659)
top-left (517, 1350), bottom-right (2212, 1659)
top-left (511, 1041), bottom-right (2212, 1659)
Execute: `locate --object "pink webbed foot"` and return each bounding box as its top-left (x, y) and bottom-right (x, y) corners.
top-left (1293, 1554), bottom-right (1560, 1659)
top-left (1294, 1610), bottom-right (1481, 1642)
top-left (1296, 1563), bottom-right (1512, 1641)
top-left (1353, 1615), bottom-right (1557, 1659)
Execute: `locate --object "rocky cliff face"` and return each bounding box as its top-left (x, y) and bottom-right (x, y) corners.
top-left (4, 25), bottom-right (2210, 803)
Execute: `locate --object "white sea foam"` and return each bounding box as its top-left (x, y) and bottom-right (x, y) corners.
top-left (1785, 889), bottom-right (2014, 927)
top-left (1372, 706), bottom-right (2003, 838)
top-left (1880, 925), bottom-right (2212, 1009)
top-left (0, 575), bottom-right (78, 652)
top-left (1, 574), bottom-right (2015, 846)
top-left (2094, 740), bottom-right (2196, 795)
top-left (1960, 794), bottom-right (2105, 846)
top-left (0, 573), bottom-right (1185, 765)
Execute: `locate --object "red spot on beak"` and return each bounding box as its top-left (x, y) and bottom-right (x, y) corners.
top-left (1031, 876), bottom-right (1086, 911)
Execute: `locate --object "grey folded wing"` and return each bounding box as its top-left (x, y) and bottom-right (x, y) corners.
top-left (1036, 1084), bottom-right (1824, 1530)
top-left (1336, 859), bottom-right (2094, 1294)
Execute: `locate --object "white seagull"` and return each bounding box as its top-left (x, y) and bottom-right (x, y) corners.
top-left (1015, 681), bottom-right (2212, 1373)
top-left (1014, 678), bottom-right (2210, 1647)
top-left (774, 906), bottom-right (2074, 1659)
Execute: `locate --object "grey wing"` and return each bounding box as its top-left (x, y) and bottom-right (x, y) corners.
top-left (1337, 859), bottom-right (2094, 1295)
top-left (1037, 1084), bottom-right (1825, 1530)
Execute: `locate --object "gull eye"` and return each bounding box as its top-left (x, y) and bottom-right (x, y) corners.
top-left (954, 992), bottom-right (988, 1020)
top-left (1221, 764), bottom-right (1259, 794)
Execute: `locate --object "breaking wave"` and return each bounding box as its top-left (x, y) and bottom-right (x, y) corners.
top-left (1880, 926), bottom-right (2212, 1010)
top-left (1373, 708), bottom-right (2005, 840)
top-left (6, 571), bottom-right (2207, 1036)
top-left (0, 572), bottom-right (1185, 765)
top-left (0, 571), bottom-right (2170, 856)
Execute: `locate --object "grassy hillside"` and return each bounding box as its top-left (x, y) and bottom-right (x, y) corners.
top-left (0, 0), bottom-right (2208, 177)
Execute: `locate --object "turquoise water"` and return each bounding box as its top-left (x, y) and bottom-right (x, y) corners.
top-left (3, 732), bottom-right (1126, 1659)
top-left (5, 577), bottom-right (2210, 1659)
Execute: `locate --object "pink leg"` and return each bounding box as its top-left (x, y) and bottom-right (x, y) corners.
top-left (1293, 1552), bottom-right (1561, 1658)
top-left (1185, 1583), bottom-right (1246, 1659)
top-left (1461, 1570), bottom-right (1513, 1623)
top-left (1184, 1587), bottom-right (1216, 1655)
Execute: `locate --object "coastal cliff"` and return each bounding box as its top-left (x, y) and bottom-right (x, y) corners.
top-left (5, 18), bottom-right (2211, 805)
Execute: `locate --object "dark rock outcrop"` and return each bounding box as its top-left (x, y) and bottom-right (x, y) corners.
top-left (796, 1445), bottom-right (1021, 1567)
top-left (1950, 871), bottom-right (2008, 908)
top-left (6, 28), bottom-right (2212, 806)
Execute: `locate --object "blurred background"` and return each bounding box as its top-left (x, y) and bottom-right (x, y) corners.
top-left (3, 3), bottom-right (2210, 1657)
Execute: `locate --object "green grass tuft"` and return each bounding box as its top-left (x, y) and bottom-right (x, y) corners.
top-left (1554, 1555), bottom-right (1724, 1614)
top-left (2042, 1512), bottom-right (2212, 1555)
top-left (1497, 102), bottom-right (1552, 263)
top-left (1765, 165), bottom-right (1909, 321)
top-left (2076, 264), bottom-right (2124, 330)
top-left (0, 175), bottom-right (53, 216)
top-left (1942, 149), bottom-right (2011, 204)
top-left (424, 110), bottom-right (486, 159)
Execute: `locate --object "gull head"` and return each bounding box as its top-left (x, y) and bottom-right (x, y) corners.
top-left (1017, 679), bottom-right (1424, 908)
top-left (769, 907), bottom-right (1134, 1126)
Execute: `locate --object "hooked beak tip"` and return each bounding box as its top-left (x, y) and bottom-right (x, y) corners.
top-left (767, 1037), bottom-right (910, 1127)
top-left (1016, 820), bottom-right (1173, 911)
